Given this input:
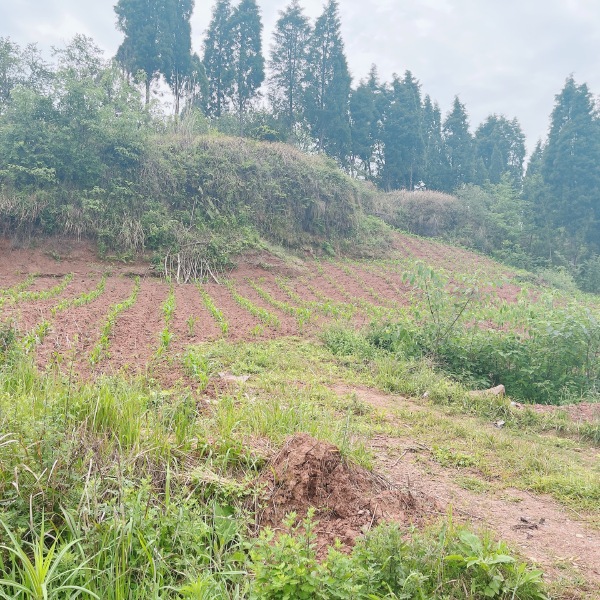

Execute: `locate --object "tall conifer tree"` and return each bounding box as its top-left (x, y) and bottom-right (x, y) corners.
top-left (115, 0), bottom-right (163, 105)
top-left (379, 71), bottom-right (424, 190)
top-left (230, 0), bottom-right (265, 132)
top-left (442, 96), bottom-right (474, 191)
top-left (541, 76), bottom-right (600, 252)
top-left (202, 0), bottom-right (234, 117)
top-left (422, 95), bottom-right (447, 190)
top-left (161, 0), bottom-right (194, 116)
top-left (474, 114), bottom-right (525, 186)
top-left (268, 0), bottom-right (311, 131)
top-left (303, 0), bottom-right (351, 162)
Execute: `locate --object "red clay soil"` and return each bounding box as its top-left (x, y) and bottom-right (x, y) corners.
top-left (347, 263), bottom-right (413, 305)
top-left (246, 275), bottom-right (327, 333)
top-left (320, 263), bottom-right (389, 307)
top-left (171, 283), bottom-right (222, 344)
top-left (1, 275), bottom-right (95, 333)
top-left (0, 237), bottom-right (150, 277)
top-left (255, 433), bottom-right (438, 556)
top-left (35, 276), bottom-right (138, 375)
top-left (97, 278), bottom-right (169, 377)
top-left (200, 283), bottom-right (263, 341)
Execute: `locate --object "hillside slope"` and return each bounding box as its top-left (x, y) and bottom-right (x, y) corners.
top-left (1, 231), bottom-right (599, 598)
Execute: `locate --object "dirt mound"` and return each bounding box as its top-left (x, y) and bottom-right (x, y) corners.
top-left (256, 433), bottom-right (437, 553)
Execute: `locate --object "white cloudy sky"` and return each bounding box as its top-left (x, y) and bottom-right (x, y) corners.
top-left (3, 0), bottom-right (600, 151)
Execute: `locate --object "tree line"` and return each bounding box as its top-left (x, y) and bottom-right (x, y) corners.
top-left (113, 0), bottom-right (529, 192)
top-left (111, 0), bottom-right (599, 267)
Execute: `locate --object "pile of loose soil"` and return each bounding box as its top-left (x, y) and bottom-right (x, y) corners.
top-left (256, 433), bottom-right (437, 552)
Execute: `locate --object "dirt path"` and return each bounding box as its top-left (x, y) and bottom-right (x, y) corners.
top-left (333, 385), bottom-right (600, 591)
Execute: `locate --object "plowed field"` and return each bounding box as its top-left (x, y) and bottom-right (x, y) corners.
top-left (1, 235), bottom-right (520, 384)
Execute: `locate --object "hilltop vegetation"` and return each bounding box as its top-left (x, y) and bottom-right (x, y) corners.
top-left (2, 18), bottom-right (600, 287)
top-left (0, 35), bottom-right (385, 267)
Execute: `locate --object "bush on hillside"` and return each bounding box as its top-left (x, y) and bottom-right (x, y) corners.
top-left (1, 131), bottom-right (376, 263)
top-left (370, 189), bottom-right (459, 238)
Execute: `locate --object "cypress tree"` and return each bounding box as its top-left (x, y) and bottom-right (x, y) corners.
top-left (115, 0), bottom-right (163, 105)
top-left (230, 0), bottom-right (265, 132)
top-left (380, 71), bottom-right (424, 190)
top-left (202, 0), bottom-right (234, 117)
top-left (161, 0), bottom-right (194, 116)
top-left (303, 0), bottom-right (351, 163)
top-left (474, 114), bottom-right (526, 186)
top-left (268, 0), bottom-right (311, 132)
top-left (349, 78), bottom-right (379, 178)
top-left (422, 95), bottom-right (448, 190)
top-left (442, 96), bottom-right (474, 191)
top-left (541, 76), bottom-right (600, 253)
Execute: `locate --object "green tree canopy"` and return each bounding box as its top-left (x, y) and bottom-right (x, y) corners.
top-left (161, 0), bottom-right (195, 116)
top-left (115, 0), bottom-right (164, 105)
top-left (303, 0), bottom-right (351, 163)
top-left (379, 71), bottom-right (424, 190)
top-left (202, 0), bottom-right (234, 117)
top-left (474, 114), bottom-right (526, 186)
top-left (541, 76), bottom-right (600, 255)
top-left (421, 95), bottom-right (448, 190)
top-left (442, 96), bottom-right (474, 191)
top-left (230, 0), bottom-right (265, 132)
top-left (268, 0), bottom-right (311, 132)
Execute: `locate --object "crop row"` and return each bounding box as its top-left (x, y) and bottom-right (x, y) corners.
top-left (158, 285), bottom-right (176, 354)
top-left (89, 277), bottom-right (141, 366)
top-left (0, 273), bottom-right (73, 309)
top-left (226, 282), bottom-right (280, 328)
top-left (51, 274), bottom-right (108, 315)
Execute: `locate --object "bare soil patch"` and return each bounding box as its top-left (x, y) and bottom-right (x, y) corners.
top-left (0, 237), bottom-right (149, 277)
top-left (255, 433), bottom-right (437, 555)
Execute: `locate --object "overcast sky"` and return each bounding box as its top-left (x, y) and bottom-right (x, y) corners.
top-left (3, 0), bottom-right (600, 152)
